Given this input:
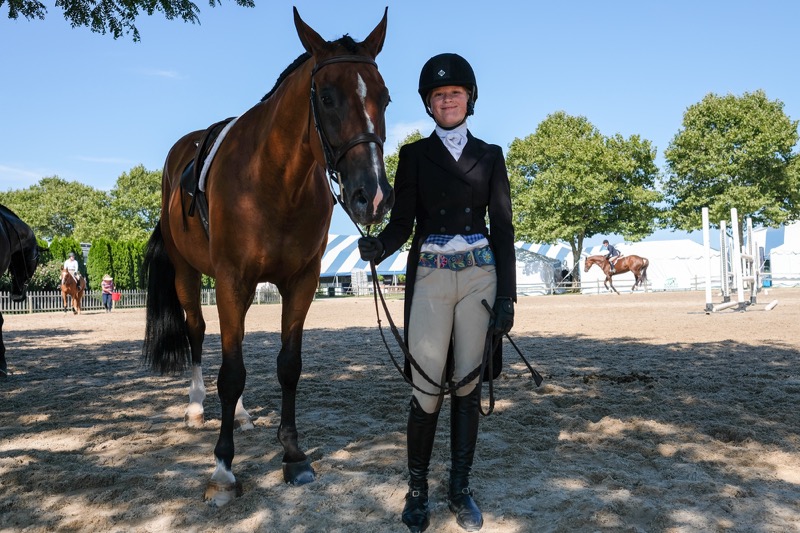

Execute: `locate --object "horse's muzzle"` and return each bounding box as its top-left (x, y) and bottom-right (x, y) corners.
top-left (347, 185), bottom-right (394, 226)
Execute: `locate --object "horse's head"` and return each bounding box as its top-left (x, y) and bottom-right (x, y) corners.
top-left (294, 7), bottom-right (394, 226)
top-left (583, 255), bottom-right (599, 273)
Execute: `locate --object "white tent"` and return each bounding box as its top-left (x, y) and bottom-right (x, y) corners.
top-left (318, 236), bottom-right (575, 295)
top-left (514, 241), bottom-right (573, 295)
top-left (320, 235), bottom-right (408, 278)
top-left (582, 239), bottom-right (721, 293)
top-left (770, 221), bottom-right (800, 286)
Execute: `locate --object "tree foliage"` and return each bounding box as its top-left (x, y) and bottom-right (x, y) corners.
top-left (663, 90), bottom-right (800, 231)
top-left (0, 165), bottom-right (162, 242)
top-left (1, 0), bottom-right (254, 41)
top-left (0, 176), bottom-right (110, 242)
top-left (86, 237), bottom-right (113, 290)
top-left (108, 164), bottom-right (162, 241)
top-left (506, 112), bottom-right (662, 279)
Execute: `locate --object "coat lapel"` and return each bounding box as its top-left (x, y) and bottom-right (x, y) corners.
top-left (424, 131), bottom-right (485, 181)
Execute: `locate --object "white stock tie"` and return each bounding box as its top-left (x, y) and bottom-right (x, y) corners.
top-left (443, 132), bottom-right (465, 160)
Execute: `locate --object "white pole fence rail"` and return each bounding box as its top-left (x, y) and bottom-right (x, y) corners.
top-left (0, 287), bottom-right (282, 315)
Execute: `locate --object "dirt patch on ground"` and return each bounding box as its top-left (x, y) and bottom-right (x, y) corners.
top-left (2, 289), bottom-right (799, 532)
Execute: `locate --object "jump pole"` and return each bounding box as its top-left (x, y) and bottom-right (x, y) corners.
top-left (730, 208), bottom-right (748, 311)
top-left (719, 219), bottom-right (730, 303)
top-left (702, 207), bottom-right (714, 313)
top-left (765, 300), bottom-right (779, 311)
top-left (712, 300), bottom-right (740, 312)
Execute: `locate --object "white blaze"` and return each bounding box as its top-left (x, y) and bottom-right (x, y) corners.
top-left (357, 73), bottom-right (384, 215)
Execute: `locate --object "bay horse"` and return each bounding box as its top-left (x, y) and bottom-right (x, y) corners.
top-left (0, 204), bottom-right (39, 377)
top-left (60, 267), bottom-right (86, 314)
top-left (584, 254), bottom-right (649, 294)
top-left (142, 8), bottom-right (393, 505)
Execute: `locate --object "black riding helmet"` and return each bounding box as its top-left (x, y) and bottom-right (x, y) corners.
top-left (418, 53), bottom-right (478, 120)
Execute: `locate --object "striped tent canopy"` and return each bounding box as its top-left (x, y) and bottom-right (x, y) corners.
top-left (514, 240), bottom-right (573, 265)
top-left (320, 236), bottom-right (574, 278)
top-left (320, 235), bottom-right (408, 277)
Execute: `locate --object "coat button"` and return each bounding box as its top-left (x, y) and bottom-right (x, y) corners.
top-left (465, 207), bottom-right (471, 213)
top-left (440, 227), bottom-right (446, 232)
top-left (465, 226), bottom-right (471, 231)
top-left (440, 209), bottom-right (446, 215)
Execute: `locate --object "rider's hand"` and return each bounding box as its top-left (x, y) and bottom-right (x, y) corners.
top-left (491, 297), bottom-right (514, 335)
top-left (358, 237), bottom-right (384, 262)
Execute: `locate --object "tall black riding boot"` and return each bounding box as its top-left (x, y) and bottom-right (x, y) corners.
top-left (448, 386), bottom-right (483, 531)
top-left (402, 396), bottom-right (440, 533)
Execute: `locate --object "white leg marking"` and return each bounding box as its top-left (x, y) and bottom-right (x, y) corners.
top-left (357, 73), bottom-right (385, 216)
top-left (234, 395), bottom-right (254, 430)
top-left (185, 364), bottom-right (205, 422)
top-left (206, 457), bottom-right (238, 507)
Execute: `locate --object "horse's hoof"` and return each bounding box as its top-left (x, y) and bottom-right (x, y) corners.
top-left (283, 458), bottom-right (315, 485)
top-left (234, 417), bottom-right (255, 431)
top-left (203, 479), bottom-right (242, 507)
top-left (184, 412), bottom-right (205, 427)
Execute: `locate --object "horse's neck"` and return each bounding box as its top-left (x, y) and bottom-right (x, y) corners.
top-left (256, 61), bottom-right (316, 158)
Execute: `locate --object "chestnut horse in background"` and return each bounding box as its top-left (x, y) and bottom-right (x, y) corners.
top-left (60, 267), bottom-right (86, 314)
top-left (142, 8), bottom-right (393, 505)
top-left (584, 254), bottom-right (649, 294)
top-left (1, 204), bottom-right (39, 377)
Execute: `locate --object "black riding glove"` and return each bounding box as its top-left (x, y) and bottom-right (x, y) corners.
top-left (358, 237), bottom-right (384, 262)
top-left (492, 297), bottom-right (514, 335)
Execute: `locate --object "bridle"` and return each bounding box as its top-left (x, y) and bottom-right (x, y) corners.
top-left (309, 55), bottom-right (385, 209)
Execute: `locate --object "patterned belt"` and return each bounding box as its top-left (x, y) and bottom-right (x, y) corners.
top-left (418, 246), bottom-right (495, 271)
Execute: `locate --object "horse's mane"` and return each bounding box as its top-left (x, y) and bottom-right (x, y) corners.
top-left (260, 35), bottom-right (361, 102)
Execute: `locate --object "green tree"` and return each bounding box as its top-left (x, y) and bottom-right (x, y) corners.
top-left (0, 176), bottom-right (110, 242)
top-left (663, 90), bottom-right (800, 233)
top-left (2, 0), bottom-right (255, 41)
top-left (113, 240), bottom-right (139, 290)
top-left (109, 165), bottom-right (162, 241)
top-left (87, 238), bottom-right (113, 291)
top-left (506, 112), bottom-right (662, 280)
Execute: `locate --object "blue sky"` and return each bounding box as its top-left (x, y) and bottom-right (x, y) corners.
top-left (1, 1), bottom-right (797, 248)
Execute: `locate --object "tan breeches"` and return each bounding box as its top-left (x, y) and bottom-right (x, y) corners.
top-left (408, 265), bottom-right (497, 413)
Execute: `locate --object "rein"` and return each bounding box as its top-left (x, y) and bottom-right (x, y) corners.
top-left (368, 260), bottom-right (494, 397)
top-left (309, 55), bottom-right (385, 204)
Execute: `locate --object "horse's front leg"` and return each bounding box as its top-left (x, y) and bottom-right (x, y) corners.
top-left (606, 276), bottom-right (619, 295)
top-left (277, 274), bottom-right (318, 486)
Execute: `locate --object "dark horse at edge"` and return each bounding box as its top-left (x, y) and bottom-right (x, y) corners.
top-left (584, 254), bottom-right (649, 294)
top-left (0, 204), bottom-right (39, 377)
top-left (142, 8), bottom-right (393, 505)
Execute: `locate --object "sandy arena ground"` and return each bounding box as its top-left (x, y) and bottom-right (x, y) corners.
top-left (1, 288), bottom-right (799, 532)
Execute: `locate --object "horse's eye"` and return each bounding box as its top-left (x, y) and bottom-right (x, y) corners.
top-left (320, 93), bottom-right (334, 107)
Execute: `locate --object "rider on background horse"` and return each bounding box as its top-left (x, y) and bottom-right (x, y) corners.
top-left (62, 252), bottom-right (80, 285)
top-left (602, 239), bottom-right (621, 273)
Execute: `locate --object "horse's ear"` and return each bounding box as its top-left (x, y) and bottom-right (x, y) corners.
top-left (361, 7), bottom-right (388, 58)
top-left (293, 6), bottom-right (328, 57)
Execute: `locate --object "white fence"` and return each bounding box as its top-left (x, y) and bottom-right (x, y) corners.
top-left (0, 287), bottom-right (282, 315)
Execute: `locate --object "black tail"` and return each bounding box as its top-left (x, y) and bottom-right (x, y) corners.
top-left (640, 259), bottom-right (649, 284)
top-left (142, 223), bottom-right (191, 374)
